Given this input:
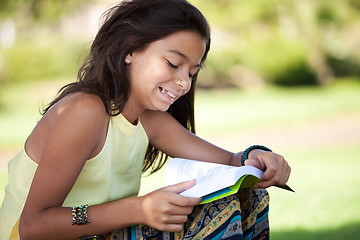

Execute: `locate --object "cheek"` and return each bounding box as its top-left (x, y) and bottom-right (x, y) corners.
top-left (147, 63), bottom-right (171, 83)
top-left (154, 71), bottom-right (173, 87)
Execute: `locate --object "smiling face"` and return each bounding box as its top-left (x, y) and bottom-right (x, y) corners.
top-left (122, 30), bottom-right (206, 123)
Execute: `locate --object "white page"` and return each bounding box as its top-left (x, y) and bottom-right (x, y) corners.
top-left (164, 158), bottom-right (236, 186)
top-left (164, 158), bottom-right (264, 198)
top-left (179, 168), bottom-right (238, 197)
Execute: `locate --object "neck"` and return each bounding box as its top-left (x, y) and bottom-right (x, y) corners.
top-left (121, 105), bottom-right (141, 125)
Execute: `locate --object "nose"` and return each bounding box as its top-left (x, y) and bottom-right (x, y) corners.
top-left (175, 70), bottom-right (191, 91)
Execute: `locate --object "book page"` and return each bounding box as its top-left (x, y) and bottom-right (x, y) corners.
top-left (162, 158), bottom-right (294, 200)
top-left (179, 168), bottom-right (239, 197)
top-left (164, 158), bottom-right (236, 186)
top-left (164, 158), bottom-right (265, 198)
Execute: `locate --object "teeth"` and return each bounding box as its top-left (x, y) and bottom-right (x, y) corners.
top-left (167, 92), bottom-right (176, 98)
top-left (160, 87), bottom-right (175, 99)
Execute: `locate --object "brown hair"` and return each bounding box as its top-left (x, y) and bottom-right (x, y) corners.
top-left (43, 0), bottom-right (211, 174)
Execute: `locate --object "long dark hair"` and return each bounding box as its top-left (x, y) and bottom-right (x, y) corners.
top-left (43, 0), bottom-right (211, 174)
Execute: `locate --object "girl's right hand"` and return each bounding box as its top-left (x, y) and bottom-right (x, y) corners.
top-left (139, 180), bottom-right (201, 232)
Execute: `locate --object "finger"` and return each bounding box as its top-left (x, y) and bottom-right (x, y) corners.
top-left (169, 205), bottom-right (194, 216)
top-left (167, 192), bottom-right (201, 207)
top-left (170, 206), bottom-right (194, 215)
top-left (279, 162), bottom-right (291, 186)
top-left (154, 215), bottom-right (188, 232)
top-left (244, 158), bottom-right (263, 169)
top-left (274, 158), bottom-right (290, 186)
top-left (254, 179), bottom-right (274, 189)
top-left (256, 162), bottom-right (290, 188)
top-left (260, 163), bottom-right (277, 182)
top-left (161, 203), bottom-right (194, 216)
top-left (163, 179), bottom-right (196, 194)
top-left (162, 223), bottom-right (185, 232)
top-left (256, 167), bottom-right (281, 189)
top-left (162, 180), bottom-right (201, 206)
top-left (164, 214), bottom-right (189, 225)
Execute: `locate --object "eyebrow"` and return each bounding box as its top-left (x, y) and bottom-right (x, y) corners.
top-left (168, 50), bottom-right (201, 68)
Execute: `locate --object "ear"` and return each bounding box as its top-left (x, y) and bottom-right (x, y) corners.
top-left (124, 53), bottom-right (133, 64)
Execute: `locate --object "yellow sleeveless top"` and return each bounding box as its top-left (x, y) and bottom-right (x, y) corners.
top-left (0, 114), bottom-right (149, 239)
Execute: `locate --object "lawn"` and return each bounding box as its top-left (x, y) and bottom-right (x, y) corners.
top-left (1, 78), bottom-right (360, 239)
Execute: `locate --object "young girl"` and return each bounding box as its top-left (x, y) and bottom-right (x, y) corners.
top-left (0, 0), bottom-right (291, 239)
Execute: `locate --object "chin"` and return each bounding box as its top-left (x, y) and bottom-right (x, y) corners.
top-left (159, 106), bottom-right (170, 112)
top-left (149, 100), bottom-right (173, 112)
top-left (156, 104), bottom-right (171, 112)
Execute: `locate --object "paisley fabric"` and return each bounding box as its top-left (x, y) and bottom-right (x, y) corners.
top-left (101, 188), bottom-right (269, 240)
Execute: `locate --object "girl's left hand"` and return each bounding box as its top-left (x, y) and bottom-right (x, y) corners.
top-left (243, 149), bottom-right (291, 189)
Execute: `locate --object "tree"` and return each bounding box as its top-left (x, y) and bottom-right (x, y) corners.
top-left (191, 0), bottom-right (360, 86)
top-left (0, 0), bottom-right (90, 22)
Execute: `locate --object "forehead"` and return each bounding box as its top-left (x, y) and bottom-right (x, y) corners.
top-left (150, 30), bottom-right (206, 63)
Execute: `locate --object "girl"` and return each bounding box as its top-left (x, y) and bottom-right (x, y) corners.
top-left (0, 0), bottom-right (291, 239)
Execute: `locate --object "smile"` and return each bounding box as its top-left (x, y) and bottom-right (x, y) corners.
top-left (159, 87), bottom-right (176, 99)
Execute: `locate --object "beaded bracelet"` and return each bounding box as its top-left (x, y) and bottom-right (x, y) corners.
top-left (241, 145), bottom-right (272, 166)
top-left (72, 204), bottom-right (91, 225)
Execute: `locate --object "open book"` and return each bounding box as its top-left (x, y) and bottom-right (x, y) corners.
top-left (164, 158), bottom-right (294, 204)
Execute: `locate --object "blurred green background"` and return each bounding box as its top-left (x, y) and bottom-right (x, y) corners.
top-left (1, 0), bottom-right (360, 239)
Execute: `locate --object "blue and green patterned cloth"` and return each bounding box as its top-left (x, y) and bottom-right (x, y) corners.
top-left (100, 188), bottom-right (269, 240)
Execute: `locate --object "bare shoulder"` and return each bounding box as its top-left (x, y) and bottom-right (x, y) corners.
top-left (47, 92), bottom-right (109, 139)
top-left (26, 92), bottom-right (109, 162)
top-left (53, 92), bottom-right (106, 116)
top-left (43, 92), bottom-right (107, 127)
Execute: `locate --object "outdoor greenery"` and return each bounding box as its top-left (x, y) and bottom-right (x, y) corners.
top-left (0, 0), bottom-right (360, 86)
top-left (0, 0), bottom-right (89, 22)
top-left (1, 38), bottom-right (87, 83)
top-left (193, 0), bottom-right (360, 86)
top-left (1, 79), bottom-right (360, 240)
top-left (0, 0), bottom-right (360, 239)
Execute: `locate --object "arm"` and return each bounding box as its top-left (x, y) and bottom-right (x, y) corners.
top-left (20, 93), bottom-right (132, 239)
top-left (141, 110), bottom-right (291, 188)
top-left (141, 110), bottom-right (235, 165)
top-left (20, 94), bottom-right (199, 239)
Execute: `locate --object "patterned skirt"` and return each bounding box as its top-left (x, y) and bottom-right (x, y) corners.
top-left (99, 188), bottom-right (269, 240)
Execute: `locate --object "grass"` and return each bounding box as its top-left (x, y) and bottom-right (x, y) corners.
top-left (1, 78), bottom-right (360, 239)
top-left (194, 81), bottom-right (360, 134)
top-left (269, 144), bottom-right (360, 229)
top-left (271, 222), bottom-right (360, 240)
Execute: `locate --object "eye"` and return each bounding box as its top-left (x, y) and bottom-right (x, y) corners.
top-left (167, 60), bottom-right (178, 69)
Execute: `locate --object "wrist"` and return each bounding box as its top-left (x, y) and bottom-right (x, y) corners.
top-left (135, 195), bottom-right (147, 225)
top-left (229, 152), bottom-right (242, 167)
top-left (240, 145), bottom-right (272, 166)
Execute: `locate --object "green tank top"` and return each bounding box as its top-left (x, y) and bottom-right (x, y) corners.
top-left (0, 114), bottom-right (148, 239)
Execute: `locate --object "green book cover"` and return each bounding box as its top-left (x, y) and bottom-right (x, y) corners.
top-left (200, 175), bottom-right (293, 204)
